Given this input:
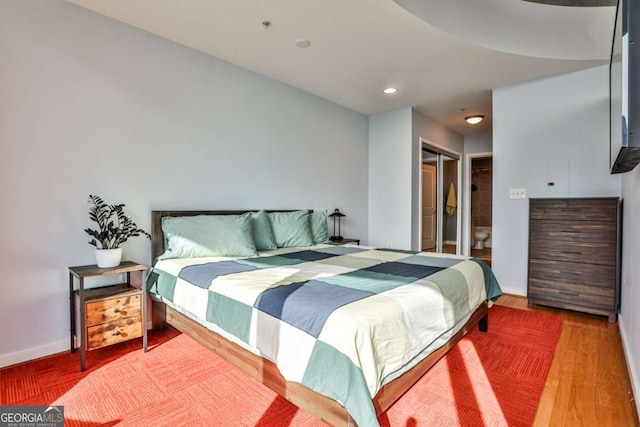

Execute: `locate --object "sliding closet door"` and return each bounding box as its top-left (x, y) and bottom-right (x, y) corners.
top-left (422, 163), bottom-right (437, 251)
top-left (421, 142), bottom-right (461, 254)
top-left (441, 153), bottom-right (459, 254)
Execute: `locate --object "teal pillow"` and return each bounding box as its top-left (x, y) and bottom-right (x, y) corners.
top-left (251, 210), bottom-right (277, 250)
top-left (310, 210), bottom-right (330, 244)
top-left (158, 214), bottom-right (257, 259)
top-left (267, 210), bottom-right (314, 248)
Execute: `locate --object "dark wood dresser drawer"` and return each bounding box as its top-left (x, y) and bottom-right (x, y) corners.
top-left (528, 279), bottom-right (615, 310)
top-left (529, 198), bottom-right (618, 222)
top-left (527, 197), bottom-right (620, 323)
top-left (530, 220), bottom-right (617, 244)
top-left (529, 240), bottom-right (617, 266)
top-left (529, 259), bottom-right (616, 288)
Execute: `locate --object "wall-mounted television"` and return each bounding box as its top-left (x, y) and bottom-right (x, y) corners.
top-left (610, 0), bottom-right (640, 174)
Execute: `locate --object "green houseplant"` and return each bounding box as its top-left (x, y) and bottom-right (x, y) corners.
top-left (85, 194), bottom-right (151, 268)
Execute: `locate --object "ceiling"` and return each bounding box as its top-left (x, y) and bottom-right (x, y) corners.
top-left (66, 0), bottom-right (616, 135)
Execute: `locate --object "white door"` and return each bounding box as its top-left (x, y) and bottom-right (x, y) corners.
top-left (422, 164), bottom-right (437, 251)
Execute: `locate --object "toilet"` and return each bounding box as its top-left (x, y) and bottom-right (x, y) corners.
top-left (470, 216), bottom-right (492, 250)
top-left (474, 227), bottom-right (491, 250)
top-left (474, 231), bottom-right (489, 249)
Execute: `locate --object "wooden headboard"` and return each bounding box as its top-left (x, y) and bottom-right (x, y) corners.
top-left (151, 210), bottom-right (310, 262)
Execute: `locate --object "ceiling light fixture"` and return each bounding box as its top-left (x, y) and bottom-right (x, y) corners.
top-left (465, 115), bottom-right (484, 125)
top-left (383, 87), bottom-right (398, 95)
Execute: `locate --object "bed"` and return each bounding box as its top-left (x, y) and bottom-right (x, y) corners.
top-left (146, 210), bottom-right (502, 426)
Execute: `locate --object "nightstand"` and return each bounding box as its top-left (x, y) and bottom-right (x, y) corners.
top-left (330, 238), bottom-right (360, 245)
top-left (69, 261), bottom-right (147, 371)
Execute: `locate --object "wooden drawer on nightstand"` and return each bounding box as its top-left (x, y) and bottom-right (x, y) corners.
top-left (75, 284), bottom-right (143, 351)
top-left (86, 292), bottom-right (141, 325)
top-left (87, 317), bottom-right (142, 350)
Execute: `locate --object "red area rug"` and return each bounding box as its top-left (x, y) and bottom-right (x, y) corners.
top-left (1, 306), bottom-right (562, 426)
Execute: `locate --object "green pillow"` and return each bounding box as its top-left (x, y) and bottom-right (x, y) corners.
top-left (267, 210), bottom-right (314, 248)
top-left (251, 210), bottom-right (277, 250)
top-left (158, 214), bottom-right (257, 259)
top-left (310, 210), bottom-right (330, 244)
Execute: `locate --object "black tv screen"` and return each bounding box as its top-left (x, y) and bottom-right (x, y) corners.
top-left (610, 0), bottom-right (640, 174)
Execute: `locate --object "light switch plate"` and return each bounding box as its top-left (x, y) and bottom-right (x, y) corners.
top-left (509, 188), bottom-right (527, 199)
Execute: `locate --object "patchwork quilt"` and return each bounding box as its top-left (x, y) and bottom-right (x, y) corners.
top-left (146, 244), bottom-right (501, 427)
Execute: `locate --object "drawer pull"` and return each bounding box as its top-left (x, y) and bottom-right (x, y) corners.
top-left (113, 330), bottom-right (121, 336)
top-left (113, 307), bottom-right (120, 313)
top-left (559, 290), bottom-right (579, 297)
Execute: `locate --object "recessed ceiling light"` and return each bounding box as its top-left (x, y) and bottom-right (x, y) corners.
top-left (295, 39), bottom-right (311, 48)
top-left (383, 87), bottom-right (398, 95)
top-left (465, 115), bottom-right (484, 125)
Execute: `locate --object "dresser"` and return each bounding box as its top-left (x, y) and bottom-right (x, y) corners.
top-left (527, 198), bottom-right (620, 323)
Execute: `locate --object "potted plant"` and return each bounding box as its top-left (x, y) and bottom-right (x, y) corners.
top-left (84, 194), bottom-right (151, 268)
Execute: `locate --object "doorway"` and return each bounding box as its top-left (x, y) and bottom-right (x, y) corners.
top-left (419, 139), bottom-right (461, 254)
top-left (464, 152), bottom-right (493, 265)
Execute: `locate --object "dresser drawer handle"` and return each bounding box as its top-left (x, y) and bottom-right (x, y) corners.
top-left (113, 330), bottom-right (121, 336)
top-left (113, 307), bottom-right (120, 313)
top-left (559, 290), bottom-right (579, 297)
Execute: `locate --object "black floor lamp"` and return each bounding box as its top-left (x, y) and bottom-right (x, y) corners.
top-left (329, 209), bottom-right (345, 241)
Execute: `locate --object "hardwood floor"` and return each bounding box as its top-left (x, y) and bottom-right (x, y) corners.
top-left (440, 244), bottom-right (492, 266)
top-left (496, 294), bottom-right (639, 426)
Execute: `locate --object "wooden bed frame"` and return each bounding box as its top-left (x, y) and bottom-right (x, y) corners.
top-left (149, 210), bottom-right (489, 426)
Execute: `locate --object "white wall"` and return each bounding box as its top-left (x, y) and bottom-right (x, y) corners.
top-left (368, 108), bottom-right (413, 249)
top-left (0, 1), bottom-right (369, 366)
top-left (368, 108), bottom-right (463, 251)
top-left (463, 132), bottom-right (493, 255)
top-left (411, 110), bottom-right (464, 251)
top-left (464, 133), bottom-right (493, 155)
top-left (492, 65), bottom-right (621, 295)
top-left (620, 166), bottom-right (640, 416)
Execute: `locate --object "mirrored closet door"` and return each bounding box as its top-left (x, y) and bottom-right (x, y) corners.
top-left (421, 141), bottom-right (461, 254)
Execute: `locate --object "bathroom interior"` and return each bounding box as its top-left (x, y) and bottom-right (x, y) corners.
top-left (470, 157), bottom-right (492, 266)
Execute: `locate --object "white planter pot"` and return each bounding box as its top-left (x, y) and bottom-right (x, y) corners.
top-left (95, 248), bottom-right (122, 268)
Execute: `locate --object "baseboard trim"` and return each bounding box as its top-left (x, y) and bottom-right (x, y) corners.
top-left (498, 286), bottom-right (526, 297)
top-left (0, 339), bottom-right (68, 369)
top-left (618, 316), bottom-right (640, 418)
top-left (1, 322), bottom-right (153, 369)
